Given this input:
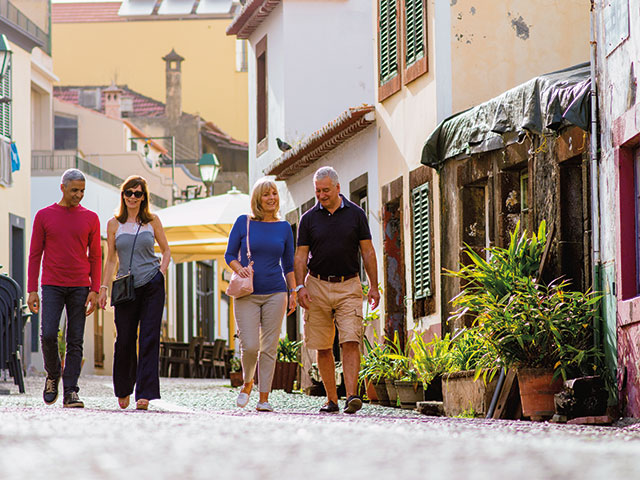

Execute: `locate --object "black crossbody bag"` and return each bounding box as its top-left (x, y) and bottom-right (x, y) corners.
top-left (111, 223), bottom-right (141, 306)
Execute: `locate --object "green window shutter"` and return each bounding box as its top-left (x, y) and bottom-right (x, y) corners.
top-left (379, 0), bottom-right (398, 84)
top-left (405, 0), bottom-right (425, 67)
top-left (412, 182), bottom-right (431, 299)
top-left (0, 61), bottom-right (11, 139)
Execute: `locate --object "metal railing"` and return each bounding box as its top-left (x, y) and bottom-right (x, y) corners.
top-left (31, 152), bottom-right (168, 208)
top-left (0, 0), bottom-right (50, 53)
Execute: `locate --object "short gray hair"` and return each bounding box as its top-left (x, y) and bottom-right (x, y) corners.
top-left (313, 166), bottom-right (339, 186)
top-left (61, 168), bottom-right (85, 186)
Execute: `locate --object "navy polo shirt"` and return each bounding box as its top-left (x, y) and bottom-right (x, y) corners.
top-left (297, 194), bottom-right (372, 277)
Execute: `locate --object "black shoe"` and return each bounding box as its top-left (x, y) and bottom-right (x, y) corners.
top-left (63, 392), bottom-right (84, 408)
top-left (43, 376), bottom-right (60, 405)
top-left (344, 395), bottom-right (363, 414)
top-left (319, 401), bottom-right (340, 414)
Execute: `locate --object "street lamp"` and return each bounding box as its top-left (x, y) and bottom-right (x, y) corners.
top-left (198, 153), bottom-right (220, 196)
top-left (0, 34), bottom-right (12, 104)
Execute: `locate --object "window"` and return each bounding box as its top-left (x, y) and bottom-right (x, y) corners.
top-left (54, 115), bottom-right (78, 150)
top-left (236, 39), bottom-right (248, 72)
top-left (378, 0), bottom-right (428, 101)
top-left (403, 0), bottom-right (427, 84)
top-left (412, 182), bottom-right (432, 299)
top-left (378, 0), bottom-right (400, 101)
top-left (256, 36), bottom-right (268, 156)
top-left (0, 58), bottom-right (11, 139)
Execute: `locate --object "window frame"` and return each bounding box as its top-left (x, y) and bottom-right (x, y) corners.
top-left (0, 57), bottom-right (12, 140)
top-left (401, 0), bottom-right (428, 85)
top-left (378, 0), bottom-right (428, 102)
top-left (54, 114), bottom-right (78, 151)
top-left (411, 181), bottom-right (432, 300)
top-left (255, 36), bottom-right (268, 157)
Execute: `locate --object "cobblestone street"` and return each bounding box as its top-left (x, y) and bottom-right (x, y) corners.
top-left (1, 375), bottom-right (640, 479)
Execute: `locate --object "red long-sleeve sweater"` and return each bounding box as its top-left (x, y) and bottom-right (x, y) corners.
top-left (27, 203), bottom-right (102, 293)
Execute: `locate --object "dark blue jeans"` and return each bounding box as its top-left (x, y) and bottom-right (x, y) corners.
top-left (113, 270), bottom-right (165, 401)
top-left (41, 285), bottom-right (89, 395)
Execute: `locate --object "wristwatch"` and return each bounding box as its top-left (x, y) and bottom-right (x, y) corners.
top-left (293, 285), bottom-right (305, 293)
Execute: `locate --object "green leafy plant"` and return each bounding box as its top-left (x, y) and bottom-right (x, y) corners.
top-left (359, 334), bottom-right (393, 384)
top-left (448, 328), bottom-right (496, 373)
top-left (385, 331), bottom-right (417, 382)
top-left (277, 334), bottom-right (302, 364)
top-left (447, 220), bottom-right (606, 383)
top-left (229, 356), bottom-right (242, 373)
top-left (409, 333), bottom-right (453, 386)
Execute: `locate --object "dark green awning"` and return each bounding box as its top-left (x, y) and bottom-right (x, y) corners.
top-left (421, 62), bottom-right (591, 170)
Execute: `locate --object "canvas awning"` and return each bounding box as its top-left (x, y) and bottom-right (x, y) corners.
top-left (154, 187), bottom-right (250, 263)
top-left (421, 62), bottom-right (592, 171)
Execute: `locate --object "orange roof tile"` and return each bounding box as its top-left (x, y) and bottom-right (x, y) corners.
top-left (226, 0), bottom-right (281, 39)
top-left (52, 2), bottom-right (124, 23)
top-left (265, 105), bottom-right (376, 180)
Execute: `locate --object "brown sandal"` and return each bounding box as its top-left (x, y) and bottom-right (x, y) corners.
top-left (136, 399), bottom-right (149, 410)
top-left (118, 396), bottom-right (130, 409)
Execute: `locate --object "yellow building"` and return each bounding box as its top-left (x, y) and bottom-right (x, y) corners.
top-left (51, 0), bottom-right (248, 142)
top-left (0, 0), bottom-right (56, 370)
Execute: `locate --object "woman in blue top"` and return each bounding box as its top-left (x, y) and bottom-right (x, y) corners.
top-left (225, 178), bottom-right (296, 412)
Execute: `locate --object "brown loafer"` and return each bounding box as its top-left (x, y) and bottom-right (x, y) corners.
top-left (136, 399), bottom-right (149, 410)
top-left (118, 396), bottom-right (130, 409)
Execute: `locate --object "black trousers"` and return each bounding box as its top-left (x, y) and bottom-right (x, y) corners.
top-left (113, 271), bottom-right (165, 401)
top-left (41, 285), bottom-right (89, 395)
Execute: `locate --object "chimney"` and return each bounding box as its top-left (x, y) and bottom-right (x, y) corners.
top-left (103, 83), bottom-right (123, 119)
top-left (162, 48), bottom-right (185, 125)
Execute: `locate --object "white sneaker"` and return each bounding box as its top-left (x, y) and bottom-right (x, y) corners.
top-left (236, 392), bottom-right (250, 408)
top-left (256, 401), bottom-right (273, 412)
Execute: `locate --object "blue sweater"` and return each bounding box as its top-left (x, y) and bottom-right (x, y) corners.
top-left (224, 215), bottom-right (294, 295)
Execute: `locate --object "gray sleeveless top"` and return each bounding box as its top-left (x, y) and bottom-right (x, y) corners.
top-left (115, 221), bottom-right (160, 288)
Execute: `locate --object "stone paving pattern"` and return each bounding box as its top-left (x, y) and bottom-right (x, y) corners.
top-left (1, 374), bottom-right (640, 479)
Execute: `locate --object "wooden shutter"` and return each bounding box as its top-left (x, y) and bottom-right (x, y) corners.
top-left (405, 0), bottom-right (425, 66)
top-left (412, 182), bottom-right (431, 299)
top-left (403, 0), bottom-right (428, 85)
top-left (378, 0), bottom-right (401, 101)
top-left (0, 61), bottom-right (11, 139)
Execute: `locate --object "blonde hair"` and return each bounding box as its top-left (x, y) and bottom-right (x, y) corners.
top-left (250, 178), bottom-right (280, 221)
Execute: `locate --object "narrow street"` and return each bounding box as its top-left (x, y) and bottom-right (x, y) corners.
top-left (1, 375), bottom-right (640, 479)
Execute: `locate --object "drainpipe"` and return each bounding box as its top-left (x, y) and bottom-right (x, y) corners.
top-left (589, 1), bottom-right (601, 337)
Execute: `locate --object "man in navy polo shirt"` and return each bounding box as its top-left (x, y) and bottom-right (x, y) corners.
top-left (294, 166), bottom-right (380, 414)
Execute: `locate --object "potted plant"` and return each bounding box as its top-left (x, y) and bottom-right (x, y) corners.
top-left (447, 221), bottom-right (607, 420)
top-left (272, 334), bottom-right (302, 392)
top-left (229, 357), bottom-right (243, 387)
top-left (411, 332), bottom-right (453, 402)
top-left (441, 328), bottom-right (499, 417)
top-left (359, 335), bottom-right (392, 406)
top-left (384, 331), bottom-right (418, 409)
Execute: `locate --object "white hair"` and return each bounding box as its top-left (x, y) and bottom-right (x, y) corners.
top-left (313, 166), bottom-right (339, 186)
top-left (61, 168), bottom-right (85, 186)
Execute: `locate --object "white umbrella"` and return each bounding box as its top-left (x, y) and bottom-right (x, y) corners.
top-left (155, 187), bottom-right (250, 263)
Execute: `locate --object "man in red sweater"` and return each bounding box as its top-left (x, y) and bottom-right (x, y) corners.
top-left (27, 168), bottom-right (101, 408)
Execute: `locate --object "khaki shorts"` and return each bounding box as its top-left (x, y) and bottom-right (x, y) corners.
top-left (303, 274), bottom-right (364, 350)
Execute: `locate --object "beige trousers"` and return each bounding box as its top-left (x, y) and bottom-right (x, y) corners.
top-left (234, 292), bottom-right (287, 392)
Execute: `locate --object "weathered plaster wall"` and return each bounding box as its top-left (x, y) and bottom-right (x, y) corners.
top-left (450, 0), bottom-right (590, 113)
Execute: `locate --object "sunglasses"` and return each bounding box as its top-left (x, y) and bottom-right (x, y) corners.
top-left (123, 189), bottom-right (144, 198)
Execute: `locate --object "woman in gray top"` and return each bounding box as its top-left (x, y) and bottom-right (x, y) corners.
top-left (98, 176), bottom-right (171, 410)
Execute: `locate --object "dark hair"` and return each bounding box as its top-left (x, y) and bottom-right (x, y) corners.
top-left (115, 175), bottom-right (154, 224)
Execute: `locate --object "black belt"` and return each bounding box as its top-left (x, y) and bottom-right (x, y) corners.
top-left (309, 271), bottom-right (358, 283)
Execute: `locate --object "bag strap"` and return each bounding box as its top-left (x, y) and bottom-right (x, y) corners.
top-left (127, 222), bottom-right (142, 274)
top-left (245, 214), bottom-right (252, 261)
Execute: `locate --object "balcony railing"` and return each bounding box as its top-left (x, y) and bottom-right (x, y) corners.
top-left (32, 152), bottom-right (168, 208)
top-left (0, 0), bottom-right (50, 53)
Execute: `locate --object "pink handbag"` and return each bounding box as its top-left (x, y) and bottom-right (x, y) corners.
top-left (226, 215), bottom-right (254, 298)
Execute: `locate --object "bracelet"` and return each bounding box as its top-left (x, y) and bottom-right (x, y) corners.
top-left (99, 285), bottom-right (108, 290)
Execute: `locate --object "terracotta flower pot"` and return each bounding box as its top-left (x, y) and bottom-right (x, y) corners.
top-left (518, 368), bottom-right (564, 421)
top-left (229, 371), bottom-right (243, 387)
top-left (364, 378), bottom-right (379, 403)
